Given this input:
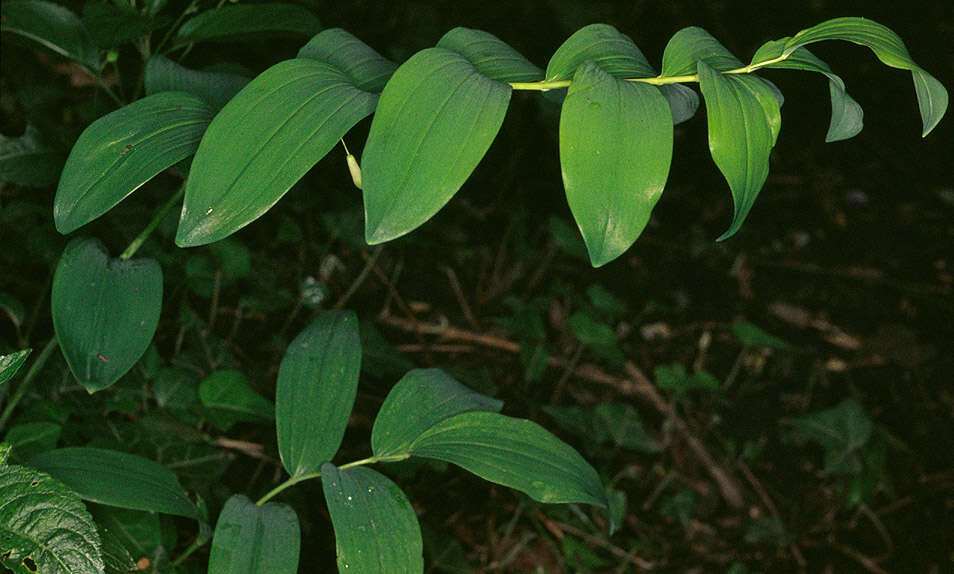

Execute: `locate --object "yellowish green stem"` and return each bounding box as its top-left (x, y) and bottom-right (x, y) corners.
top-left (254, 453), bottom-right (410, 506)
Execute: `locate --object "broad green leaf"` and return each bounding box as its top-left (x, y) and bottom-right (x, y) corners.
top-left (697, 61), bottom-right (780, 241)
top-left (208, 494), bottom-right (300, 574)
top-left (750, 40), bottom-right (862, 142)
top-left (546, 23), bottom-right (655, 81)
top-left (783, 399), bottom-right (872, 474)
top-left (3, 422), bottom-right (61, 462)
top-left (145, 55), bottom-right (250, 112)
top-left (176, 59), bottom-right (377, 247)
top-left (54, 92), bottom-right (213, 234)
top-left (174, 3), bottom-right (320, 46)
top-left (51, 238), bottom-right (162, 392)
top-left (372, 368), bottom-right (503, 457)
top-left (406, 411), bottom-right (607, 507)
top-left (321, 464), bottom-right (423, 573)
top-left (297, 28), bottom-right (396, 93)
top-left (0, 125), bottom-right (65, 186)
top-left (199, 370), bottom-right (274, 431)
top-left (731, 322), bottom-right (791, 349)
top-left (658, 83), bottom-right (700, 125)
top-left (437, 27), bottom-right (543, 82)
top-left (780, 17), bottom-right (947, 136)
top-left (0, 0), bottom-right (99, 70)
top-left (98, 527), bottom-right (136, 574)
top-left (276, 311), bottom-right (361, 477)
top-left (0, 349), bottom-right (31, 385)
top-left (30, 447), bottom-right (199, 519)
top-left (0, 464), bottom-right (104, 574)
top-left (559, 62), bottom-right (672, 266)
top-left (361, 48), bottom-right (511, 244)
top-left (661, 26), bottom-right (743, 76)
top-left (80, 2), bottom-right (167, 48)
top-left (89, 506), bottom-right (162, 561)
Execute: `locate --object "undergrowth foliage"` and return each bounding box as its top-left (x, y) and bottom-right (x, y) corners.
top-left (0, 1), bottom-right (948, 572)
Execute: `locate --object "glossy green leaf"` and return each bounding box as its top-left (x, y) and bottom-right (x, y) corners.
top-left (0, 463), bottom-right (104, 574)
top-left (661, 26), bottom-right (743, 76)
top-left (372, 368), bottom-right (503, 457)
top-left (0, 349), bottom-right (31, 385)
top-left (145, 55), bottom-right (250, 112)
top-left (0, 0), bottom-right (99, 70)
top-left (698, 61), bottom-right (780, 241)
top-left (546, 23), bottom-right (655, 81)
top-left (750, 40), bottom-right (862, 142)
top-left (407, 411), bottom-right (607, 507)
top-left (54, 92), bottom-right (213, 234)
top-left (276, 311), bottom-right (361, 477)
top-left (658, 83), bottom-right (700, 125)
top-left (321, 464), bottom-right (423, 573)
top-left (51, 238), bottom-right (162, 392)
top-left (362, 48), bottom-right (511, 243)
top-left (30, 447), bottom-right (199, 519)
top-left (0, 125), bottom-right (64, 187)
top-left (779, 17), bottom-right (947, 136)
top-left (559, 62), bottom-right (672, 266)
top-left (199, 370), bottom-right (274, 431)
top-left (297, 28), bottom-right (396, 93)
top-left (3, 422), bottom-right (61, 462)
top-left (176, 59), bottom-right (377, 247)
top-left (208, 494), bottom-right (300, 574)
top-left (81, 2), bottom-right (167, 49)
top-left (174, 3), bottom-right (320, 46)
top-left (437, 27), bottom-right (543, 82)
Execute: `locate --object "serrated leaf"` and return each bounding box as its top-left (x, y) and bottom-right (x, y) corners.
top-left (750, 40), bottom-right (863, 142)
top-left (321, 464), bottom-right (423, 573)
top-left (208, 494), bottom-right (300, 574)
top-left (51, 238), bottom-right (162, 392)
top-left (559, 61), bottom-right (672, 266)
top-left (0, 349), bottom-right (32, 385)
top-left (174, 3), bottom-right (320, 46)
top-left (779, 17), bottom-right (947, 136)
top-left (30, 447), bottom-right (199, 519)
top-left (0, 464), bottom-right (104, 574)
top-left (697, 61), bottom-right (780, 241)
top-left (199, 370), bottom-right (274, 431)
top-left (0, 0), bottom-right (99, 70)
top-left (3, 422), bottom-right (61, 462)
top-left (437, 27), bottom-right (543, 82)
top-left (81, 3), bottom-right (167, 49)
top-left (0, 125), bottom-right (65, 186)
top-left (783, 398), bottom-right (872, 475)
top-left (372, 368), bottom-right (503, 458)
top-left (361, 48), bottom-right (511, 244)
top-left (276, 311), bottom-right (361, 478)
top-left (297, 28), bottom-right (397, 93)
top-left (406, 411), bottom-right (607, 507)
top-left (661, 26), bottom-right (743, 76)
top-left (54, 92), bottom-right (213, 234)
top-left (145, 55), bottom-right (250, 112)
top-left (546, 23), bottom-right (655, 81)
top-left (176, 59), bottom-right (377, 246)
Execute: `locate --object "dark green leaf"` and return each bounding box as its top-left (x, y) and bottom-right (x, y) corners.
top-left (783, 399), bottom-right (872, 475)
top-left (276, 311), bottom-right (361, 477)
top-left (372, 368), bottom-right (503, 457)
top-left (546, 23), bottom-right (655, 81)
top-left (698, 61), bottom-right (780, 240)
top-left (0, 0), bottom-right (99, 70)
top-left (89, 505), bottom-right (162, 561)
top-left (174, 3), bottom-right (320, 46)
top-left (176, 59), bottom-right (377, 247)
top-left (145, 55), bottom-right (250, 112)
top-left (731, 322), bottom-right (791, 349)
top-left (54, 92), bottom-right (213, 234)
top-left (437, 27), bottom-right (543, 82)
top-left (0, 125), bottom-right (64, 186)
top-left (51, 238), bottom-right (162, 392)
top-left (586, 284), bottom-right (627, 319)
top-left (98, 527), bottom-right (136, 574)
top-left (661, 26), bottom-right (743, 76)
top-left (0, 293), bottom-right (26, 328)
top-left (559, 61), bottom-right (672, 266)
top-left (0, 349), bottom-right (31, 385)
top-left (30, 447), bottom-right (199, 519)
top-left (151, 367), bottom-right (199, 409)
top-left (199, 370), bottom-right (274, 431)
top-left (3, 422), bottom-right (61, 462)
top-left (297, 28), bottom-right (396, 93)
top-left (568, 312), bottom-right (624, 364)
top-left (407, 411), bottom-right (607, 507)
top-left (654, 363), bottom-right (720, 394)
top-left (658, 83), bottom-right (700, 125)
top-left (361, 48), bottom-right (511, 244)
top-left (321, 464), bottom-right (423, 573)
top-left (0, 464), bottom-right (104, 574)
top-left (81, 3), bottom-right (167, 48)
top-left (208, 494), bottom-right (300, 574)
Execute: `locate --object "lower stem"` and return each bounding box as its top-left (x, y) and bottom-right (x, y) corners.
top-left (0, 338), bottom-right (59, 432)
top-left (120, 185), bottom-right (185, 260)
